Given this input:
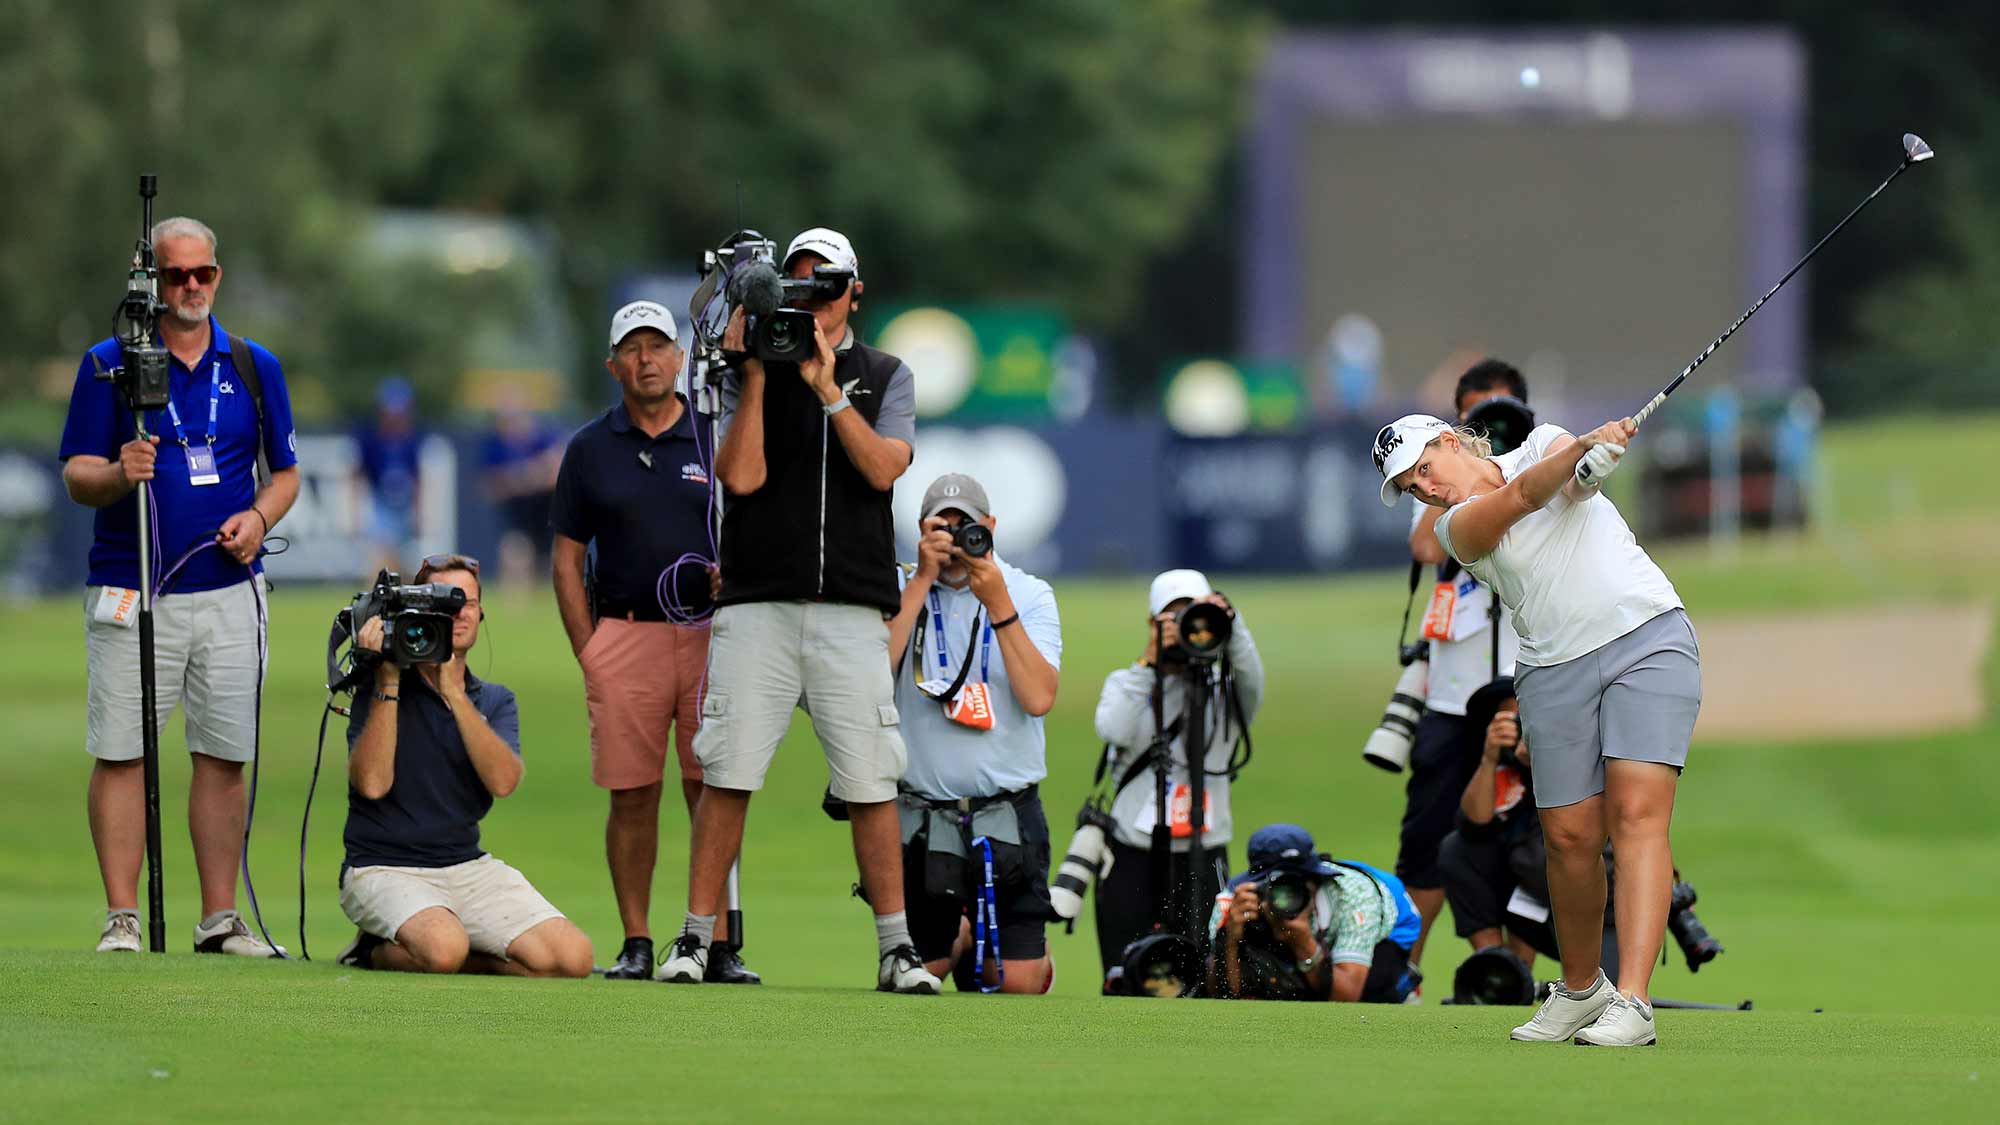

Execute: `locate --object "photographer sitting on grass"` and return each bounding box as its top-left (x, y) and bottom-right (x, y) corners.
top-left (336, 554), bottom-right (593, 978)
top-left (1207, 824), bottom-right (1420, 1002)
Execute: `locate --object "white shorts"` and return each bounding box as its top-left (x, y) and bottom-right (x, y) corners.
top-left (339, 854), bottom-right (564, 957)
top-left (84, 575), bottom-right (267, 763)
top-left (693, 600), bottom-right (907, 803)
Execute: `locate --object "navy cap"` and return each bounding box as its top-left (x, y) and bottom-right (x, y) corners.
top-left (1242, 824), bottom-right (1341, 881)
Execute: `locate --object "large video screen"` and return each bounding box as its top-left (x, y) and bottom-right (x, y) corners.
top-left (1294, 120), bottom-right (1744, 413)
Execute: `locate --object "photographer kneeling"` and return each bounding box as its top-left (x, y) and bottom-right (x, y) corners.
top-left (1436, 678), bottom-right (1557, 969)
top-left (887, 474), bottom-right (1062, 993)
top-left (336, 555), bottom-right (593, 977)
top-left (1208, 824), bottom-right (1420, 1003)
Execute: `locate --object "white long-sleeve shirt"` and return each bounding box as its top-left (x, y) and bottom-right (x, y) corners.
top-left (1093, 617), bottom-right (1265, 851)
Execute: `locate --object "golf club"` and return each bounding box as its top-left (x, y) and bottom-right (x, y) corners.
top-left (1628, 132), bottom-right (1935, 431)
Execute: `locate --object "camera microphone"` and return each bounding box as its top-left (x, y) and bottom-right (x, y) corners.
top-left (726, 260), bottom-right (784, 319)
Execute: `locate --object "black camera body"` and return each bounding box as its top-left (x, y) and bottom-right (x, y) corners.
top-left (1464, 394), bottom-right (1536, 456)
top-left (702, 230), bottom-right (852, 364)
top-left (343, 570), bottom-right (465, 667)
top-left (951, 520), bottom-right (993, 559)
top-left (92, 175), bottom-right (174, 412)
top-left (1254, 870), bottom-right (1314, 921)
top-left (1667, 879), bottom-right (1724, 971)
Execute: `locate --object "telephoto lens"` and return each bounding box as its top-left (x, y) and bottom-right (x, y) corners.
top-left (1667, 881), bottom-right (1724, 971)
top-left (1259, 872), bottom-right (1311, 919)
top-left (1050, 806), bottom-right (1115, 919)
top-left (1362, 655), bottom-right (1428, 772)
top-left (1174, 600), bottom-right (1232, 661)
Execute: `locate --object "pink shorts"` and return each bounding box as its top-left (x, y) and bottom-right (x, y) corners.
top-left (581, 617), bottom-right (710, 790)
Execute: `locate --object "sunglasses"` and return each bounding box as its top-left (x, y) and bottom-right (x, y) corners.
top-left (416, 553), bottom-right (481, 584)
top-left (160, 265), bottom-right (219, 287)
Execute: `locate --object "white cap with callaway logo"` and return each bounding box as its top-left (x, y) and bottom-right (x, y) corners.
top-left (608, 300), bottom-right (678, 349)
top-left (784, 227), bottom-right (860, 278)
top-left (1372, 414), bottom-right (1455, 507)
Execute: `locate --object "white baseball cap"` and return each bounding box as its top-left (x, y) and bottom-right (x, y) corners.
top-left (1372, 414), bottom-right (1454, 507)
top-left (784, 227), bottom-right (860, 277)
top-left (1148, 568), bottom-right (1214, 616)
top-left (608, 300), bottom-right (678, 350)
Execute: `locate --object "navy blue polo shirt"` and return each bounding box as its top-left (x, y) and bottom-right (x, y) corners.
top-left (549, 397), bottom-right (714, 615)
top-left (343, 668), bottom-right (521, 869)
top-left (58, 317), bottom-right (298, 593)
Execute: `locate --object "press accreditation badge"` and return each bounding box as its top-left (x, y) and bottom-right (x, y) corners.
top-left (185, 444), bottom-right (222, 486)
top-left (93, 586), bottom-right (140, 629)
top-left (921, 679), bottom-right (997, 731)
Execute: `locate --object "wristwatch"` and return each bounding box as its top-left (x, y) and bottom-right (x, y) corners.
top-left (1295, 947), bottom-right (1322, 974)
top-left (823, 394), bottom-right (852, 417)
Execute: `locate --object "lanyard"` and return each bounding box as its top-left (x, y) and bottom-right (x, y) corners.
top-left (926, 587), bottom-right (993, 685)
top-left (970, 835), bottom-right (1002, 993)
top-left (163, 360), bottom-right (223, 450)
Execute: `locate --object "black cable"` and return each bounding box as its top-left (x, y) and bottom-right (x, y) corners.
top-left (298, 698), bottom-right (337, 961)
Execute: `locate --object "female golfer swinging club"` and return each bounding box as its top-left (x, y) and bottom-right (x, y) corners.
top-left (1373, 413), bottom-right (1697, 1047)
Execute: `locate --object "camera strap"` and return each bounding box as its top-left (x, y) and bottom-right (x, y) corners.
top-left (970, 835), bottom-right (1002, 993)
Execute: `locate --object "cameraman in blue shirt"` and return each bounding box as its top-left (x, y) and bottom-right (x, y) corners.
top-left (59, 216), bottom-right (299, 957)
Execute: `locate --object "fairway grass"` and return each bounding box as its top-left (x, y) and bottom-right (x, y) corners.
top-left (3, 413), bottom-right (1996, 1122)
top-left (2, 953), bottom-right (1992, 1124)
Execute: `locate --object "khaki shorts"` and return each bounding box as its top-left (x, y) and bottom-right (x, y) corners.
top-left (582, 617), bottom-right (709, 790)
top-left (339, 854), bottom-right (563, 957)
top-left (693, 601), bottom-right (906, 803)
top-left (84, 575), bottom-right (266, 763)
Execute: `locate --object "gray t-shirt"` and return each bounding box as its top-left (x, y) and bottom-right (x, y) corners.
top-left (716, 327), bottom-right (916, 448)
top-left (895, 559), bottom-right (1063, 800)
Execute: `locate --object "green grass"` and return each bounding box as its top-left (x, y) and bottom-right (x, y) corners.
top-left (1, 413), bottom-right (1996, 1122)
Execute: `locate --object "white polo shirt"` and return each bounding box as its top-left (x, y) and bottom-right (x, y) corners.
top-left (1410, 503), bottom-right (1520, 715)
top-left (1434, 424), bottom-right (1682, 668)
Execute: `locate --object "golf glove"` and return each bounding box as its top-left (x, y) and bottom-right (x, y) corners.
top-left (1575, 442), bottom-right (1626, 488)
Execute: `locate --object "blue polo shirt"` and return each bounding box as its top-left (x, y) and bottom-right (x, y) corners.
top-left (549, 397), bottom-right (714, 616)
top-left (58, 317), bottom-right (298, 594)
top-left (343, 668), bottom-right (522, 870)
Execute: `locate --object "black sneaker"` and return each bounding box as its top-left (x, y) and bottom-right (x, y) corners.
top-left (704, 944), bottom-right (762, 984)
top-left (336, 929), bottom-right (384, 969)
top-left (602, 936), bottom-right (654, 980)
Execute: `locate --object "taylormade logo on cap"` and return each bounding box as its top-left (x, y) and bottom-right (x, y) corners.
top-left (784, 227), bottom-right (859, 277)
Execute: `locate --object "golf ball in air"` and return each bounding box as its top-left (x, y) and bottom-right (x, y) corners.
top-left (1520, 66), bottom-right (1540, 88)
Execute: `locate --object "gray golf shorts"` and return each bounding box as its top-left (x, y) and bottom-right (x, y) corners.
top-left (1514, 609), bottom-right (1701, 809)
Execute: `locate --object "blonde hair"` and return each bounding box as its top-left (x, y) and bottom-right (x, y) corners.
top-left (1447, 425), bottom-right (1494, 459)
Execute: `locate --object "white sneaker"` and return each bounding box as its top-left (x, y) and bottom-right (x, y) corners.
top-left (1574, 990), bottom-right (1658, 1046)
top-left (96, 911), bottom-right (142, 953)
top-left (193, 911), bottom-right (284, 957)
top-left (877, 944), bottom-right (940, 995)
top-left (655, 932), bottom-right (707, 983)
top-left (1510, 969), bottom-right (1615, 1042)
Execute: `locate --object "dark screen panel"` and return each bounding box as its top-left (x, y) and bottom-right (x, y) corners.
top-left (1297, 120), bottom-right (1742, 410)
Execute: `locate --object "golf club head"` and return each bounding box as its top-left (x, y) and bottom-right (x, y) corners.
top-left (1903, 133), bottom-right (1935, 163)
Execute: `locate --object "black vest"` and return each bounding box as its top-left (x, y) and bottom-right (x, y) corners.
top-left (717, 340), bottom-right (903, 612)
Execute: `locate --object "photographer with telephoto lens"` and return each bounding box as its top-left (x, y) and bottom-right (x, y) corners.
top-left (661, 228), bottom-right (939, 993)
top-left (884, 473), bottom-right (1062, 993)
top-left (1390, 359), bottom-right (1527, 976)
top-left (1089, 570), bottom-right (1264, 979)
top-left (335, 554), bottom-right (593, 978)
top-left (1207, 824), bottom-right (1420, 1002)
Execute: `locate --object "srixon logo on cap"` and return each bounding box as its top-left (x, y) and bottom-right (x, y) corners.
top-left (1372, 427), bottom-right (1403, 471)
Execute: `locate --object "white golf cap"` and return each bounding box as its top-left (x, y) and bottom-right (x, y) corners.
top-left (608, 300), bottom-right (678, 349)
top-left (1148, 569), bottom-right (1214, 616)
top-left (1372, 414), bottom-right (1455, 507)
top-left (784, 227), bottom-right (860, 277)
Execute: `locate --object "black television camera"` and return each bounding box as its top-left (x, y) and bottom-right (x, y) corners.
top-left (694, 230), bottom-right (852, 364)
top-left (339, 570), bottom-right (466, 667)
top-left (91, 175), bottom-right (173, 412)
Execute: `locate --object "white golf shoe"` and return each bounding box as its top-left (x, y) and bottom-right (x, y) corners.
top-left (1510, 968), bottom-right (1615, 1042)
top-left (1574, 990), bottom-right (1659, 1046)
top-left (96, 910), bottom-right (142, 953)
top-left (193, 911), bottom-right (284, 957)
top-left (876, 944), bottom-right (940, 994)
top-left (655, 932), bottom-right (708, 983)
